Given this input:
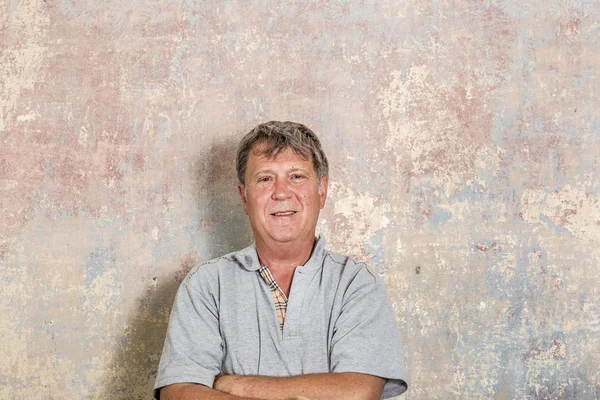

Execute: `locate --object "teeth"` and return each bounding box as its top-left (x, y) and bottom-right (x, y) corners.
top-left (274, 211), bottom-right (295, 216)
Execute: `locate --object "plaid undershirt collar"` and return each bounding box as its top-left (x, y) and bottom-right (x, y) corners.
top-left (257, 265), bottom-right (288, 334)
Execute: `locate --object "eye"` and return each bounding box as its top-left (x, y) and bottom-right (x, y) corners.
top-left (258, 176), bottom-right (272, 182)
top-left (291, 174), bottom-right (305, 180)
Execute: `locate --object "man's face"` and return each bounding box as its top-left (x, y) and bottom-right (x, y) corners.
top-left (238, 146), bottom-right (328, 249)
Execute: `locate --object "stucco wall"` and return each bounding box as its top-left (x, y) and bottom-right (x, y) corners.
top-left (1, 1), bottom-right (599, 399)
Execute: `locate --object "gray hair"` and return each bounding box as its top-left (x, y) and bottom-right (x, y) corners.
top-left (236, 121), bottom-right (329, 186)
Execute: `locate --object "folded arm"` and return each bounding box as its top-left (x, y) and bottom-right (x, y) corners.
top-left (213, 372), bottom-right (385, 400)
top-left (160, 381), bottom-right (314, 400)
top-left (160, 382), bottom-right (257, 400)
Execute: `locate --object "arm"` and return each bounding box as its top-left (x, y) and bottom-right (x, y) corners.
top-left (160, 383), bottom-right (257, 400)
top-left (153, 269), bottom-right (226, 398)
top-left (214, 372), bottom-right (385, 400)
top-left (160, 382), bottom-right (312, 400)
top-left (327, 267), bottom-right (408, 398)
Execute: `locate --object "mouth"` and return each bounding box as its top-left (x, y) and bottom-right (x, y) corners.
top-left (271, 211), bottom-right (297, 216)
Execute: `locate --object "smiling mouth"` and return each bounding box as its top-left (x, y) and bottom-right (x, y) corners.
top-left (271, 211), bottom-right (297, 216)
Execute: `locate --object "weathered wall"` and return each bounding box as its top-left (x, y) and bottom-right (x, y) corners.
top-left (1, 0), bottom-right (599, 398)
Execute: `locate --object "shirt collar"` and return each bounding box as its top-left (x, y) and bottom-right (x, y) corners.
top-left (234, 234), bottom-right (327, 272)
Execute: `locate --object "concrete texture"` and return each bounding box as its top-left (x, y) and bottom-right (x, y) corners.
top-left (1, 0), bottom-right (599, 398)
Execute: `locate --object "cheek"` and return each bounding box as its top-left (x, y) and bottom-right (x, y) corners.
top-left (248, 193), bottom-right (270, 212)
top-left (298, 191), bottom-right (319, 208)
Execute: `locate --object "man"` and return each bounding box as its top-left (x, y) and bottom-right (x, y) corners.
top-left (154, 121), bottom-right (408, 399)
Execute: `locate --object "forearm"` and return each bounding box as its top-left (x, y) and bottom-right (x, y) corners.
top-left (160, 383), bottom-right (260, 400)
top-left (215, 372), bottom-right (385, 400)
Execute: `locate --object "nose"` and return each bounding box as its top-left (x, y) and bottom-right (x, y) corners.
top-left (271, 178), bottom-right (292, 200)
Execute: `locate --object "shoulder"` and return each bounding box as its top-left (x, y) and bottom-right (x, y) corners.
top-left (183, 246), bottom-right (255, 287)
top-left (174, 247), bottom-right (256, 308)
top-left (322, 249), bottom-right (380, 288)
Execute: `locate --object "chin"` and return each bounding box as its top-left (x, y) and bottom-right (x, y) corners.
top-left (267, 229), bottom-right (303, 244)
top-left (270, 234), bottom-right (298, 243)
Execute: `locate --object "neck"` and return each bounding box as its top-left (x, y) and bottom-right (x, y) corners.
top-left (255, 236), bottom-right (317, 271)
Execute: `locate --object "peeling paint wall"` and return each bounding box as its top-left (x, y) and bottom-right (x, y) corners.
top-left (1, 1), bottom-right (599, 399)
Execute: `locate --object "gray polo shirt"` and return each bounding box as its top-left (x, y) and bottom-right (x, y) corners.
top-left (154, 236), bottom-right (408, 399)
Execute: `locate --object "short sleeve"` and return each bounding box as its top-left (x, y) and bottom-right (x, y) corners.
top-left (330, 267), bottom-right (408, 399)
top-left (153, 267), bottom-right (223, 399)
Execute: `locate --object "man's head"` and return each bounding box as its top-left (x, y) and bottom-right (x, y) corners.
top-left (236, 121), bottom-right (329, 187)
top-left (236, 121), bottom-right (329, 249)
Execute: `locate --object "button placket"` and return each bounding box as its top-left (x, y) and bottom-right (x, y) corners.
top-left (282, 268), bottom-right (306, 339)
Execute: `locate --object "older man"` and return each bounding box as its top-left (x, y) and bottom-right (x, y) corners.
top-left (154, 121), bottom-right (407, 400)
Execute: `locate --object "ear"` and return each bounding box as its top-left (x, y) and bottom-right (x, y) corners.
top-left (319, 176), bottom-right (328, 209)
top-left (238, 183), bottom-right (249, 215)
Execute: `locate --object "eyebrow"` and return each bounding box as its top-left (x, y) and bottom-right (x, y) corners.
top-left (252, 167), bottom-right (311, 177)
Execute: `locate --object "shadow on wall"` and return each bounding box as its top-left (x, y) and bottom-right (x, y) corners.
top-left (98, 136), bottom-right (252, 399)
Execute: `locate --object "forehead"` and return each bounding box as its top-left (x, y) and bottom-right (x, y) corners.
top-left (247, 146), bottom-right (313, 171)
